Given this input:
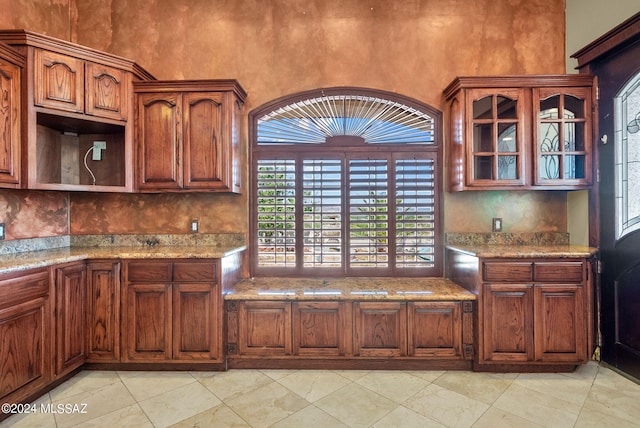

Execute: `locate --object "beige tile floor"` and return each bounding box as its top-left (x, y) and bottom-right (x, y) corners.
top-left (1, 362), bottom-right (639, 428)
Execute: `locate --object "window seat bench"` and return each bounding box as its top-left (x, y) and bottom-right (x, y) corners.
top-left (224, 277), bottom-right (475, 370)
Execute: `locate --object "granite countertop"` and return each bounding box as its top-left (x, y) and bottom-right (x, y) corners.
top-left (446, 243), bottom-right (598, 259)
top-left (0, 244), bottom-right (246, 273)
top-left (226, 277), bottom-right (476, 301)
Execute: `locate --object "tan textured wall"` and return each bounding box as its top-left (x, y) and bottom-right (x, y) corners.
top-left (1, 0), bottom-right (570, 238)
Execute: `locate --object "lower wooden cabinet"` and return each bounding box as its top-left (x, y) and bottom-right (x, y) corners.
top-left (408, 301), bottom-right (463, 358)
top-left (123, 260), bottom-right (222, 363)
top-left (227, 299), bottom-right (470, 363)
top-left (237, 301), bottom-right (292, 356)
top-left (86, 260), bottom-right (121, 362)
top-left (448, 253), bottom-right (594, 368)
top-left (0, 268), bottom-right (52, 406)
top-left (54, 261), bottom-right (87, 377)
top-left (293, 301), bottom-right (349, 356)
top-left (354, 302), bottom-right (407, 357)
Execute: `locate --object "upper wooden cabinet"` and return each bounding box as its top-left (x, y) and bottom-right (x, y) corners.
top-left (34, 49), bottom-right (129, 121)
top-left (0, 30), bottom-right (154, 192)
top-left (444, 75), bottom-right (595, 191)
top-left (0, 42), bottom-right (24, 189)
top-left (134, 80), bottom-right (247, 193)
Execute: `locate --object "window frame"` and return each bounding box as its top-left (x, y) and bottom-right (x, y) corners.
top-left (249, 87), bottom-right (443, 277)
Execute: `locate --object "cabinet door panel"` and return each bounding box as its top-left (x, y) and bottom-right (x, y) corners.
top-left (86, 261), bottom-right (121, 362)
top-left (482, 283), bottom-right (534, 362)
top-left (55, 263), bottom-right (86, 376)
top-left (534, 284), bottom-right (586, 362)
top-left (354, 302), bottom-right (406, 357)
top-left (292, 301), bottom-right (349, 356)
top-left (0, 56), bottom-right (21, 187)
top-left (85, 62), bottom-right (128, 121)
top-left (183, 92), bottom-right (228, 189)
top-left (34, 49), bottom-right (84, 113)
top-left (0, 297), bottom-right (48, 401)
top-left (125, 283), bottom-right (172, 361)
top-left (136, 93), bottom-right (182, 190)
top-left (533, 87), bottom-right (593, 186)
top-left (173, 283), bottom-right (220, 360)
top-left (238, 301), bottom-right (291, 355)
top-left (465, 88), bottom-right (526, 187)
top-left (408, 302), bottom-right (462, 358)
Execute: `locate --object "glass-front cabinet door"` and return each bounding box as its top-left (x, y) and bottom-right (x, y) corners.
top-left (467, 88), bottom-right (526, 187)
top-left (533, 87), bottom-right (592, 186)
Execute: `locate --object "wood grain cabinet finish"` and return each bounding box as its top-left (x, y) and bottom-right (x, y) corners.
top-left (86, 261), bottom-right (121, 362)
top-left (444, 75), bottom-right (594, 191)
top-left (354, 302), bottom-right (407, 357)
top-left (54, 261), bottom-right (87, 377)
top-left (0, 268), bottom-right (51, 405)
top-left (229, 299), bottom-right (470, 364)
top-left (292, 301), bottom-right (349, 356)
top-left (33, 48), bottom-right (129, 121)
top-left (0, 30), bottom-right (154, 192)
top-left (0, 43), bottom-right (24, 188)
top-left (408, 301), bottom-right (463, 358)
top-left (123, 260), bottom-right (222, 363)
top-left (134, 81), bottom-right (246, 193)
top-left (479, 259), bottom-right (589, 365)
top-left (237, 301), bottom-right (292, 356)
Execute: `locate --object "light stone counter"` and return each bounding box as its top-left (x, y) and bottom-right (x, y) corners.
top-left (0, 245), bottom-right (246, 273)
top-left (446, 244), bottom-right (598, 259)
top-left (226, 276), bottom-right (476, 301)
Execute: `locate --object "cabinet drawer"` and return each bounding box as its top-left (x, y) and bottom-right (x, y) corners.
top-left (0, 268), bottom-right (50, 308)
top-left (483, 262), bottom-right (533, 282)
top-left (127, 261), bottom-right (171, 282)
top-left (534, 262), bottom-right (583, 282)
top-left (173, 262), bottom-right (216, 282)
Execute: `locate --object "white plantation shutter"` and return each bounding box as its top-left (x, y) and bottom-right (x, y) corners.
top-left (256, 159), bottom-right (296, 268)
top-left (395, 158), bottom-right (436, 268)
top-left (303, 159), bottom-right (343, 268)
top-left (348, 159), bottom-right (389, 268)
top-left (252, 88), bottom-right (441, 276)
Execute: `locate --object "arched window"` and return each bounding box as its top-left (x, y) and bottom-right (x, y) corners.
top-left (249, 87), bottom-right (442, 277)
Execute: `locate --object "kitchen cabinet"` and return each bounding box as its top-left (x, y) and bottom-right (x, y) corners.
top-left (0, 30), bottom-right (154, 192)
top-left (0, 42), bottom-right (23, 188)
top-left (34, 49), bottom-right (129, 121)
top-left (447, 250), bottom-right (591, 369)
top-left (227, 298), bottom-right (471, 366)
top-left (481, 261), bottom-right (587, 364)
top-left (293, 301), bottom-right (349, 356)
top-left (444, 75), bottom-right (594, 191)
top-left (134, 80), bottom-right (246, 193)
top-left (123, 260), bottom-right (222, 363)
top-left (0, 268), bottom-right (51, 406)
top-left (86, 260), bottom-right (121, 362)
top-left (54, 261), bottom-right (86, 377)
top-left (354, 302), bottom-right (406, 357)
top-left (408, 301), bottom-right (463, 358)
top-left (234, 301), bottom-right (292, 356)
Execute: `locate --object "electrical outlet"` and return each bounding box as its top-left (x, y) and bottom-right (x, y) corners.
top-left (492, 218), bottom-right (502, 232)
top-left (93, 141), bottom-right (107, 161)
top-left (0, 223), bottom-right (5, 240)
top-left (190, 219), bottom-right (199, 233)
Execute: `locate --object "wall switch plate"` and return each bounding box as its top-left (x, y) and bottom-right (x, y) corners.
top-left (0, 223), bottom-right (5, 240)
top-left (190, 219), bottom-right (199, 233)
top-left (93, 141), bottom-right (106, 160)
top-left (492, 218), bottom-right (502, 232)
